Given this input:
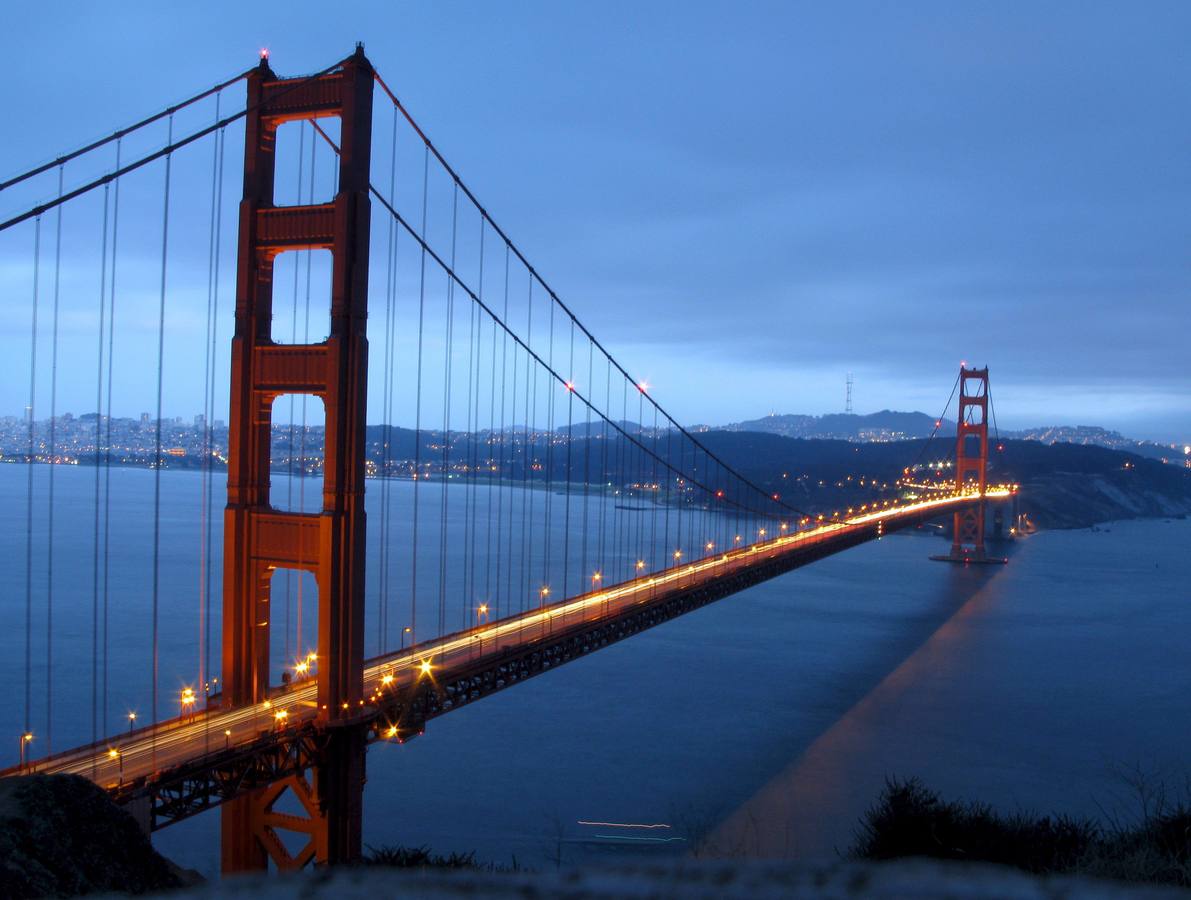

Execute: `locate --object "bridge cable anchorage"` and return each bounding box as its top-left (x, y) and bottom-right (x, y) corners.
top-left (369, 71), bottom-right (814, 523)
top-left (0, 68), bottom-right (250, 194)
top-left (0, 55), bottom-right (353, 234)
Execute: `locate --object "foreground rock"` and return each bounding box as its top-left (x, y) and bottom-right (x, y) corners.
top-left (0, 774), bottom-right (190, 898)
top-left (175, 858), bottom-right (1186, 899)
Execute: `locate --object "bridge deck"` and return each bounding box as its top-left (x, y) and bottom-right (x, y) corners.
top-left (3, 489), bottom-right (1009, 826)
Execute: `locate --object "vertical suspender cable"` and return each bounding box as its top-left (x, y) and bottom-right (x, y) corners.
top-left (561, 318), bottom-right (574, 609)
top-left (520, 281), bottom-right (533, 620)
top-left (92, 181), bottom-right (110, 762)
top-left (499, 248), bottom-right (513, 618)
top-left (151, 115), bottom-right (174, 761)
top-left (204, 123), bottom-right (226, 695)
top-left (24, 216), bottom-right (42, 744)
top-left (580, 339), bottom-right (592, 597)
top-left (284, 121), bottom-right (305, 664)
top-left (297, 126), bottom-right (316, 652)
top-left (410, 145), bottom-right (429, 646)
top-left (378, 108), bottom-right (398, 654)
top-left (542, 303), bottom-right (555, 623)
top-left (200, 92), bottom-right (223, 705)
top-left (102, 141), bottom-right (122, 735)
top-left (46, 166), bottom-right (64, 754)
top-left (439, 184), bottom-right (458, 641)
top-left (485, 240), bottom-right (503, 616)
top-left (467, 223), bottom-right (484, 619)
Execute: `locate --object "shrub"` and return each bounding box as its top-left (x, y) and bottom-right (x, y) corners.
top-left (850, 777), bottom-right (1189, 888)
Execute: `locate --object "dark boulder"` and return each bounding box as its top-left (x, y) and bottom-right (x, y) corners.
top-left (0, 774), bottom-right (189, 897)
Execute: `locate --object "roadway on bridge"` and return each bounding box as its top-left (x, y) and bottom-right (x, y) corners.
top-left (7, 489), bottom-right (1008, 790)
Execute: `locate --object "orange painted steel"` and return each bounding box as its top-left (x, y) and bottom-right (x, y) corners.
top-left (222, 47), bottom-right (373, 721)
top-left (221, 47), bottom-right (373, 873)
top-left (951, 366), bottom-right (990, 558)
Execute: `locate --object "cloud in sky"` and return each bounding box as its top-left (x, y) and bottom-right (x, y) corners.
top-left (0, 2), bottom-right (1187, 441)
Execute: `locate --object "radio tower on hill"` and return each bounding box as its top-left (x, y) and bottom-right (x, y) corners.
top-left (845, 372), bottom-right (854, 414)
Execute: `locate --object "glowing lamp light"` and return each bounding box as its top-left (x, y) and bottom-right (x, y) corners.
top-left (381, 673), bottom-right (394, 687)
top-left (108, 748), bottom-right (119, 759)
top-left (418, 660), bottom-right (433, 677)
top-left (635, 560), bottom-right (645, 570)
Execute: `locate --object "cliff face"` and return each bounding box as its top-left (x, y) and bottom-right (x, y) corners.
top-left (993, 441), bottom-right (1191, 529)
top-left (0, 774), bottom-right (187, 898)
top-left (1015, 471), bottom-right (1191, 529)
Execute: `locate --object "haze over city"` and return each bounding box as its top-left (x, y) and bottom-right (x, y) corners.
top-left (1, 2), bottom-right (1187, 440)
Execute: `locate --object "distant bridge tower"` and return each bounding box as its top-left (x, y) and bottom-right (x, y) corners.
top-left (221, 46), bottom-right (374, 873)
top-left (951, 365), bottom-right (989, 559)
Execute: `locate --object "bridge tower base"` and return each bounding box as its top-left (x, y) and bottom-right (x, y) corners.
top-left (220, 730), bottom-right (366, 873)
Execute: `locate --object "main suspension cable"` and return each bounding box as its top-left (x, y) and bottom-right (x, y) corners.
top-left (0, 57), bottom-right (351, 234)
top-left (0, 68), bottom-right (249, 193)
top-left (371, 72), bottom-right (807, 521)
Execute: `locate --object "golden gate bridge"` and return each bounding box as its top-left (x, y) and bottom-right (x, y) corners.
top-left (0, 46), bottom-right (1013, 871)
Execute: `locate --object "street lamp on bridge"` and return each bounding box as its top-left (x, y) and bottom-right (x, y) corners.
top-left (18, 733), bottom-right (32, 771)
